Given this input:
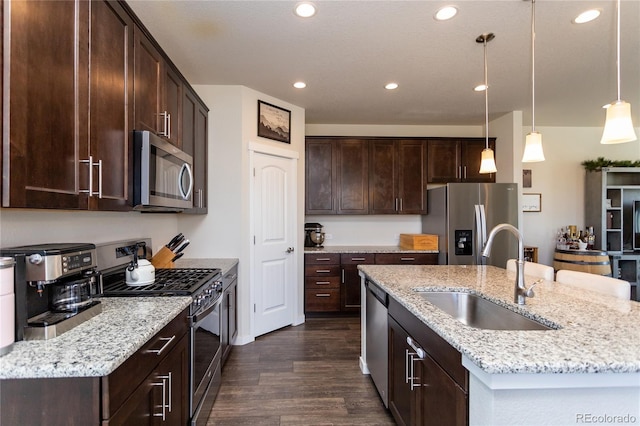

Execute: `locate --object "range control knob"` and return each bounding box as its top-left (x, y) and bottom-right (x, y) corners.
top-left (28, 254), bottom-right (43, 265)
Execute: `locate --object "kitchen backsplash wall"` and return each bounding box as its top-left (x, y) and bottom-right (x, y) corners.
top-left (0, 209), bottom-right (178, 254)
top-left (305, 215), bottom-right (422, 245)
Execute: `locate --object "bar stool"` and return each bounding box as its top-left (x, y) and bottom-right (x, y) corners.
top-left (506, 259), bottom-right (554, 281)
top-left (555, 269), bottom-right (630, 300)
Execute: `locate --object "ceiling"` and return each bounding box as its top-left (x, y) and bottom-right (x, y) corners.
top-left (127, 0), bottom-right (640, 128)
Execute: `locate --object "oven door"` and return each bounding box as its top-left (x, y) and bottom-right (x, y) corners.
top-left (190, 295), bottom-right (222, 425)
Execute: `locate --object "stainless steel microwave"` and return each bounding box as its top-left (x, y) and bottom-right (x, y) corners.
top-left (133, 130), bottom-right (193, 212)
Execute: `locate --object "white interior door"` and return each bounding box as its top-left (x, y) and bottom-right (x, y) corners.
top-left (252, 151), bottom-right (297, 337)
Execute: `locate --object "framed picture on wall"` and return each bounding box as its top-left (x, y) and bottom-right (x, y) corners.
top-left (257, 100), bottom-right (291, 143)
top-left (522, 193), bottom-right (541, 212)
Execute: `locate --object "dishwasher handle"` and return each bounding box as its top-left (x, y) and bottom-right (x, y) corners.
top-left (366, 280), bottom-right (388, 307)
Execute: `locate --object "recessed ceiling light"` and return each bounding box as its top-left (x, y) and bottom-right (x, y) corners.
top-left (385, 82), bottom-right (399, 90)
top-left (474, 84), bottom-right (487, 92)
top-left (573, 9), bottom-right (601, 24)
top-left (435, 6), bottom-right (458, 21)
top-left (294, 2), bottom-right (316, 18)
top-left (293, 81), bottom-right (307, 89)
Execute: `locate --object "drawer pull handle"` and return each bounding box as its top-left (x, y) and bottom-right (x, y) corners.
top-left (315, 269), bottom-right (331, 273)
top-left (316, 281), bottom-right (331, 285)
top-left (400, 257), bottom-right (415, 261)
top-left (315, 293), bottom-right (331, 297)
top-left (315, 258), bottom-right (332, 261)
top-left (148, 335), bottom-right (176, 356)
top-left (351, 257), bottom-right (366, 261)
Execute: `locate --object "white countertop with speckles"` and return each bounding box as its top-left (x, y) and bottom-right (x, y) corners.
top-left (0, 297), bottom-right (192, 379)
top-left (359, 264), bottom-right (640, 375)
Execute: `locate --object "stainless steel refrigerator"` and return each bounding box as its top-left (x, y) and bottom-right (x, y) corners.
top-left (422, 183), bottom-right (519, 267)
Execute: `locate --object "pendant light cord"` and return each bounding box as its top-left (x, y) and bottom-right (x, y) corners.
top-left (616, 0), bottom-right (621, 102)
top-left (484, 38), bottom-right (489, 149)
top-left (531, 0), bottom-right (536, 132)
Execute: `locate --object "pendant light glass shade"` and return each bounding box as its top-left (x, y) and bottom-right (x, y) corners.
top-left (522, 132), bottom-right (545, 162)
top-left (522, 0), bottom-right (545, 163)
top-left (479, 148), bottom-right (498, 174)
top-left (477, 33), bottom-right (496, 175)
top-left (600, 0), bottom-right (637, 144)
top-left (601, 101), bottom-right (637, 144)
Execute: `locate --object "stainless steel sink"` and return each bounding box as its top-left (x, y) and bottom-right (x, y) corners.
top-left (416, 291), bottom-right (554, 330)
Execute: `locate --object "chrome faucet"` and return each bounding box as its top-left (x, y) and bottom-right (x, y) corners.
top-left (481, 223), bottom-right (535, 305)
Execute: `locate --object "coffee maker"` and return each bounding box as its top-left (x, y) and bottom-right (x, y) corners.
top-left (0, 243), bottom-right (102, 340)
top-left (304, 223), bottom-right (325, 248)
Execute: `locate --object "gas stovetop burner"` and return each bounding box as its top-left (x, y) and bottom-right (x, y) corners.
top-left (102, 268), bottom-right (221, 296)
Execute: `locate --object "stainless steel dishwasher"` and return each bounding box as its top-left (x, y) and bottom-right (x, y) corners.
top-left (365, 279), bottom-right (389, 407)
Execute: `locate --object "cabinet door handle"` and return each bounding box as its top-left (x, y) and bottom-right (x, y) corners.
top-left (158, 373), bottom-right (172, 413)
top-left (159, 111), bottom-right (171, 138)
top-left (80, 156), bottom-right (94, 196)
top-left (95, 159), bottom-right (103, 198)
top-left (463, 165), bottom-right (467, 179)
top-left (341, 269), bottom-right (345, 283)
top-left (148, 335), bottom-right (176, 356)
top-left (399, 198), bottom-right (403, 212)
top-left (152, 378), bottom-right (167, 420)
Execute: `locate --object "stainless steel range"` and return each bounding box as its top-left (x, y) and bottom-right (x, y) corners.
top-left (97, 239), bottom-right (223, 426)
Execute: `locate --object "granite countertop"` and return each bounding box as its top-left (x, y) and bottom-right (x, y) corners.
top-left (0, 296), bottom-right (191, 379)
top-left (0, 258), bottom-right (239, 380)
top-left (305, 245), bottom-right (438, 254)
top-left (359, 264), bottom-right (640, 375)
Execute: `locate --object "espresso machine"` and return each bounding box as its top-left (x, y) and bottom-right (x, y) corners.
top-left (304, 223), bottom-right (325, 248)
top-left (0, 243), bottom-right (101, 340)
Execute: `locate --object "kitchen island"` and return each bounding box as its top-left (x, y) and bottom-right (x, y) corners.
top-left (359, 264), bottom-right (640, 425)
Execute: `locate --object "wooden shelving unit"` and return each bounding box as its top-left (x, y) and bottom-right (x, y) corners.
top-left (585, 167), bottom-right (640, 300)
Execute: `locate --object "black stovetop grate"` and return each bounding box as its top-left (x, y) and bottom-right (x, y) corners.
top-left (101, 268), bottom-right (221, 296)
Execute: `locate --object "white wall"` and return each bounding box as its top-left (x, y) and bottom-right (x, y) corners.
top-left (0, 209), bottom-right (178, 253)
top-left (178, 85), bottom-right (306, 344)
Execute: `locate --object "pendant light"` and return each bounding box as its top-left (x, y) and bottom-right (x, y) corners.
top-left (600, 0), bottom-right (636, 144)
top-left (477, 33), bottom-right (497, 174)
top-left (522, 0), bottom-right (545, 162)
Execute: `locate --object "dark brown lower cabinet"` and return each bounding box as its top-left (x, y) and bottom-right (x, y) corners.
top-left (340, 253), bottom-right (375, 313)
top-left (305, 252), bottom-right (438, 314)
top-left (388, 299), bottom-right (468, 426)
top-left (0, 308), bottom-right (189, 425)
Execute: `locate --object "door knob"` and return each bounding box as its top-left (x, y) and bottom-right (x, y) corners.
top-left (286, 247), bottom-right (295, 253)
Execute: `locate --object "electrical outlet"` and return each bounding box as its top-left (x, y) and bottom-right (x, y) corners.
top-left (325, 233), bottom-right (333, 240)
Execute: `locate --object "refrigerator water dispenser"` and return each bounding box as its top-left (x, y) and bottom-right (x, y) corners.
top-left (454, 230), bottom-right (473, 256)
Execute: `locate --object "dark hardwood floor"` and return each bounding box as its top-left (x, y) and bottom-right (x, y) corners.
top-left (207, 316), bottom-right (396, 425)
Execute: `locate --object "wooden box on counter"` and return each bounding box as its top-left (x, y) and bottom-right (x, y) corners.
top-left (399, 234), bottom-right (438, 250)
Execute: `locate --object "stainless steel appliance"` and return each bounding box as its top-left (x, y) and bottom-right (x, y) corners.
top-left (304, 222), bottom-right (325, 248)
top-left (422, 183), bottom-right (519, 267)
top-left (97, 239), bottom-right (223, 426)
top-left (365, 280), bottom-right (389, 407)
top-left (133, 130), bottom-right (194, 212)
top-left (0, 243), bottom-right (101, 340)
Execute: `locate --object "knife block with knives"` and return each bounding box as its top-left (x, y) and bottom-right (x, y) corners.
top-left (151, 234), bottom-right (190, 269)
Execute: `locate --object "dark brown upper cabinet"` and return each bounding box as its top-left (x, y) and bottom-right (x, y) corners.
top-left (133, 25), bottom-right (183, 148)
top-left (2, 0), bottom-right (133, 211)
top-left (427, 138), bottom-right (496, 183)
top-left (369, 139), bottom-right (427, 214)
top-left (305, 138), bottom-right (368, 215)
top-left (182, 86), bottom-right (209, 214)
top-left (2, 0), bottom-right (207, 212)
